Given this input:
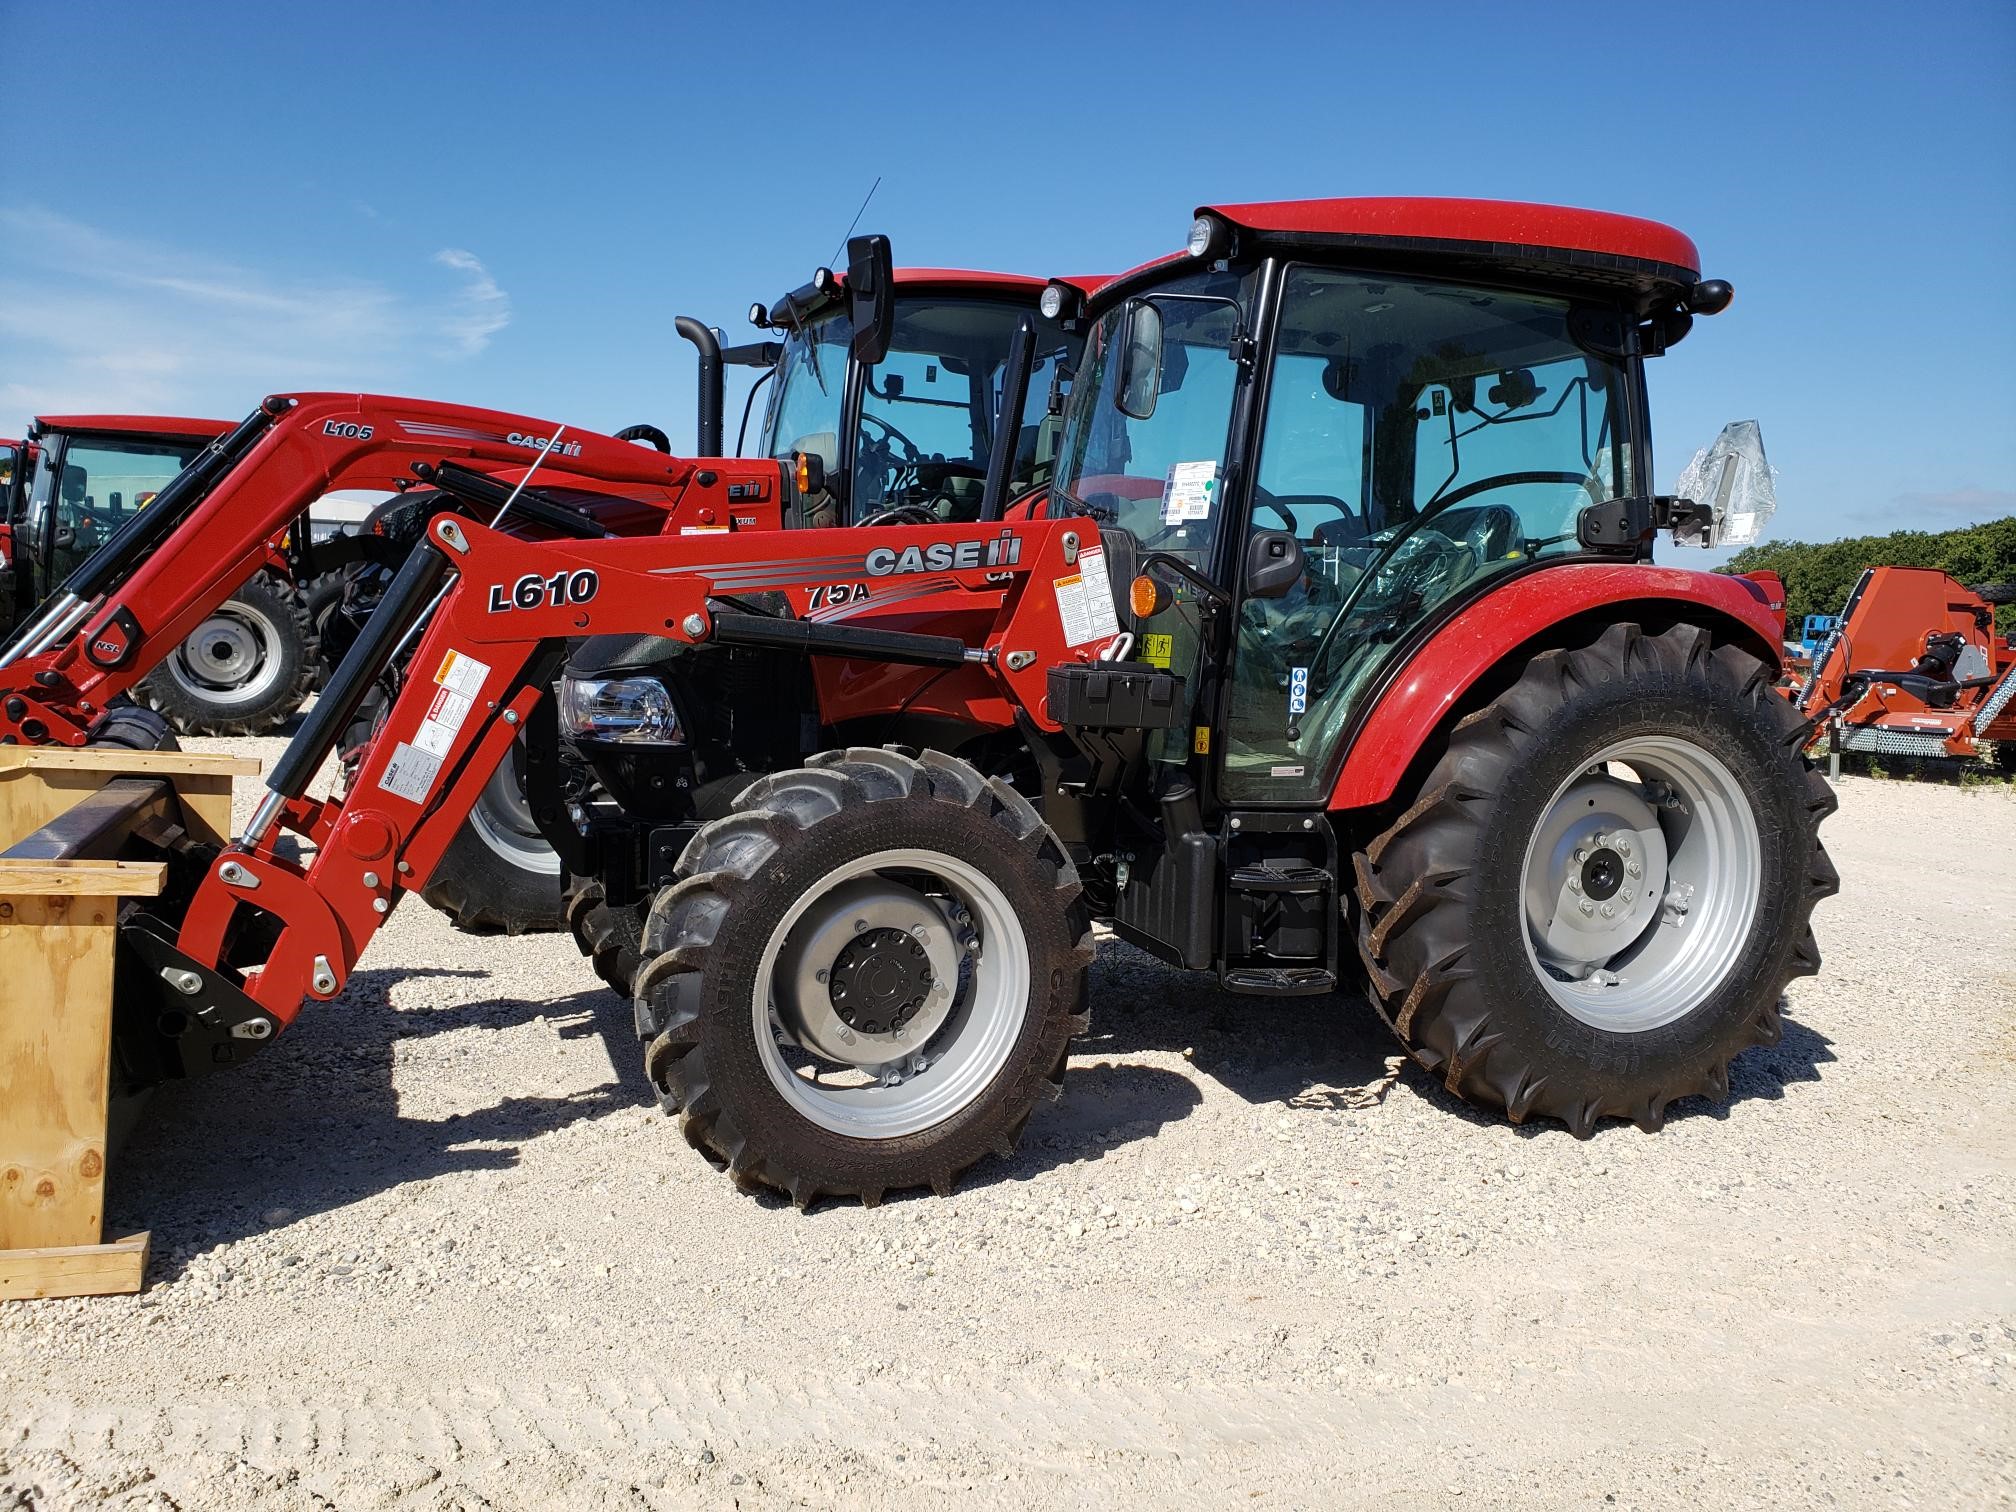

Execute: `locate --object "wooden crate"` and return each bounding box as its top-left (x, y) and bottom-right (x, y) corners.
top-left (0, 748), bottom-right (257, 1300)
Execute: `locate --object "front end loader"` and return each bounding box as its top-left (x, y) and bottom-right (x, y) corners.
top-left (1, 249), bottom-right (1090, 937)
top-left (95, 197), bottom-right (1836, 1210)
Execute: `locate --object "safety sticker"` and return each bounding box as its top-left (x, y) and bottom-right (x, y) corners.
top-left (434, 648), bottom-right (490, 698)
top-left (1141, 633), bottom-right (1174, 669)
top-left (679, 524), bottom-right (731, 534)
top-left (1053, 546), bottom-right (1122, 647)
top-left (378, 741), bottom-right (442, 803)
top-left (1289, 665), bottom-right (1309, 716)
top-left (1160, 460), bottom-right (1219, 525)
top-left (413, 684), bottom-right (474, 758)
top-left (1270, 765), bottom-right (1305, 778)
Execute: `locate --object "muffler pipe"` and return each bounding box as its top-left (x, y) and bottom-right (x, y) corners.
top-left (676, 317), bottom-right (724, 457)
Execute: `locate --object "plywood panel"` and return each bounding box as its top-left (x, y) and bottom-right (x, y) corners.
top-left (0, 1233), bottom-right (148, 1300)
top-left (0, 892), bottom-right (119, 1251)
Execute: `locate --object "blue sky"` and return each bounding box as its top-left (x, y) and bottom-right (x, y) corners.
top-left (2, 1), bottom-right (2010, 557)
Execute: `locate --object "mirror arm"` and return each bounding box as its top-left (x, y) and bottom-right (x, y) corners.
top-left (1576, 494), bottom-right (1704, 550)
top-left (1141, 550), bottom-right (1230, 607)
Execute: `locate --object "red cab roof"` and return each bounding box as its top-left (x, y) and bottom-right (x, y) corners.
top-left (35, 414), bottom-right (231, 439)
top-left (1201, 197), bottom-right (1700, 279)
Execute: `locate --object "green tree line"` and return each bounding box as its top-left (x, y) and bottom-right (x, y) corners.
top-left (1719, 515), bottom-right (2016, 631)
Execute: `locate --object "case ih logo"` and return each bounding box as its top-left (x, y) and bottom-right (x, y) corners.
top-left (507, 431), bottom-right (583, 459)
top-left (864, 530), bottom-right (1022, 577)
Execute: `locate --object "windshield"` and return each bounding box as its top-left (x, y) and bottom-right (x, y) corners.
top-left (1050, 268), bottom-right (1253, 565)
top-left (762, 296), bottom-right (1079, 524)
top-left (26, 432), bottom-right (208, 585)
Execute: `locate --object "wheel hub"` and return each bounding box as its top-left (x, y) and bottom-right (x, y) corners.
top-left (773, 877), bottom-right (961, 1067)
top-left (1518, 737), bottom-right (1763, 1034)
top-left (169, 603), bottom-right (284, 705)
top-left (828, 927), bottom-right (934, 1035)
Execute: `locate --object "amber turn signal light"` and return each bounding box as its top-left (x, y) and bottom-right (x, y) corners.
top-left (1129, 573), bottom-right (1170, 619)
top-left (793, 450), bottom-right (826, 495)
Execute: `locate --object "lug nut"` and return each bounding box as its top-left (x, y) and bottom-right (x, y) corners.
top-left (1578, 899), bottom-right (1596, 916)
top-left (1568, 876), bottom-right (1583, 894)
top-left (1625, 860), bottom-right (1642, 878)
top-left (1599, 903), bottom-right (1615, 919)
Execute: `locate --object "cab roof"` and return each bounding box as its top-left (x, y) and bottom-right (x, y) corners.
top-left (33, 414), bottom-right (231, 440)
top-left (1099, 198), bottom-right (1703, 312)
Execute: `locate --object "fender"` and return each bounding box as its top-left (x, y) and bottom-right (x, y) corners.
top-left (1327, 562), bottom-right (1782, 811)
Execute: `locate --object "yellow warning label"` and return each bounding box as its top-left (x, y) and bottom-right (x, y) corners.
top-left (1142, 633), bottom-right (1174, 669)
top-left (1193, 726), bottom-right (1211, 755)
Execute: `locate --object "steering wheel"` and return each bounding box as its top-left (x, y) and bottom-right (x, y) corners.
top-left (859, 412), bottom-right (923, 467)
top-left (856, 503), bottom-right (941, 527)
top-left (1250, 489), bottom-right (1299, 537)
top-left (1430, 470), bottom-right (1603, 513)
top-left (614, 423), bottom-right (672, 453)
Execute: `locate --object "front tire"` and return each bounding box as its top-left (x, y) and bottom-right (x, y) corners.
top-left (1354, 622), bottom-right (1838, 1137)
top-left (632, 748), bottom-right (1092, 1206)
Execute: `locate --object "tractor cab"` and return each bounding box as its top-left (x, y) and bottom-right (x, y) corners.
top-left (1036, 199), bottom-right (1756, 988)
top-left (748, 258), bottom-right (1086, 527)
top-left (13, 417), bottom-right (226, 616)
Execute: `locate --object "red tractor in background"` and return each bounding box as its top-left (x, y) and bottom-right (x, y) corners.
top-left (88, 197), bottom-right (1836, 1209)
top-left (1797, 566), bottom-right (2016, 769)
top-left (0, 414), bottom-right (353, 734)
top-left (0, 255), bottom-right (1092, 933)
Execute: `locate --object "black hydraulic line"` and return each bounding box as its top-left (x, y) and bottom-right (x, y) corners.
top-left (410, 462), bottom-right (613, 540)
top-left (267, 538), bottom-right (451, 800)
top-left (676, 317), bottom-right (724, 457)
top-left (710, 610), bottom-right (971, 667)
top-left (66, 397), bottom-right (288, 599)
top-left (979, 316), bottom-right (1036, 523)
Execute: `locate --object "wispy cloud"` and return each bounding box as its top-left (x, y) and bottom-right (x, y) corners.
top-left (0, 207), bottom-right (511, 418)
top-left (433, 248), bottom-right (512, 357)
top-left (1891, 487), bottom-right (2016, 521)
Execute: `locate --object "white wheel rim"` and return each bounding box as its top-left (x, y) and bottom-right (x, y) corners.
top-left (752, 847), bottom-right (1031, 1138)
top-left (465, 752), bottom-right (561, 876)
top-left (1518, 735), bottom-right (1761, 1033)
top-left (166, 601), bottom-right (286, 709)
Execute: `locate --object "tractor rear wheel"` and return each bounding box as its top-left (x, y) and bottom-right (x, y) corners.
top-left (1354, 622), bottom-right (1838, 1137)
top-left (136, 572), bottom-right (317, 735)
top-left (632, 748), bottom-right (1092, 1206)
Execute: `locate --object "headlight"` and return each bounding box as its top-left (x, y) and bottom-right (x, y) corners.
top-left (557, 675), bottom-right (684, 745)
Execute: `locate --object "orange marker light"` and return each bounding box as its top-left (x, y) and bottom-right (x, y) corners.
top-left (1129, 574), bottom-right (1169, 619)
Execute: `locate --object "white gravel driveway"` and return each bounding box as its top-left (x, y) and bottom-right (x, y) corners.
top-left (2, 752), bottom-right (2011, 1509)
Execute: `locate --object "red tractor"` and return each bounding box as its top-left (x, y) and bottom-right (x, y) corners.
top-left (98, 197), bottom-right (1835, 1207)
top-left (1797, 566), bottom-right (2016, 768)
top-left (0, 252), bottom-right (1091, 935)
top-left (0, 414), bottom-right (356, 734)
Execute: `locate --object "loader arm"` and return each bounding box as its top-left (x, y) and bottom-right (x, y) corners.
top-left (0, 393), bottom-right (787, 744)
top-left (136, 511), bottom-right (1103, 1045)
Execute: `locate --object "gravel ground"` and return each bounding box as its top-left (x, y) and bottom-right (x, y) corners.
top-left (3, 745), bottom-right (2012, 1510)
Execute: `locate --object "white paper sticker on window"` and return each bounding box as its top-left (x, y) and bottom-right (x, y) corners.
top-left (378, 741), bottom-right (443, 803)
top-left (1160, 460), bottom-right (1220, 525)
top-left (433, 648), bottom-right (490, 698)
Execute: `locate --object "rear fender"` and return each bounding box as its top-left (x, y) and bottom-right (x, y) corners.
top-left (1327, 562), bottom-right (1782, 812)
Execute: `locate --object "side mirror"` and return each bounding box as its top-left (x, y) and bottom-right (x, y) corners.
top-left (846, 234), bottom-right (893, 366)
top-left (1116, 299), bottom-right (1163, 420)
top-left (1243, 529), bottom-right (1304, 599)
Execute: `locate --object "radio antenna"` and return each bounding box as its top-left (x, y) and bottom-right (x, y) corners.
top-left (829, 176), bottom-right (882, 267)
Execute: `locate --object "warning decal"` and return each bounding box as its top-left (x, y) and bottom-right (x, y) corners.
top-left (1052, 546), bottom-right (1122, 648)
top-left (434, 648), bottom-right (490, 697)
top-left (378, 741), bottom-right (443, 803)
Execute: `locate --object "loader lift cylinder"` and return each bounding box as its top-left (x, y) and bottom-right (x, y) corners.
top-left (251, 533), bottom-right (453, 836)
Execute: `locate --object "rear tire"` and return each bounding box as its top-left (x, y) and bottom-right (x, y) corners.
top-left (416, 751), bottom-right (564, 934)
top-left (632, 748), bottom-right (1092, 1206)
top-left (136, 572), bottom-right (316, 735)
top-left (1353, 622), bottom-right (1838, 1137)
